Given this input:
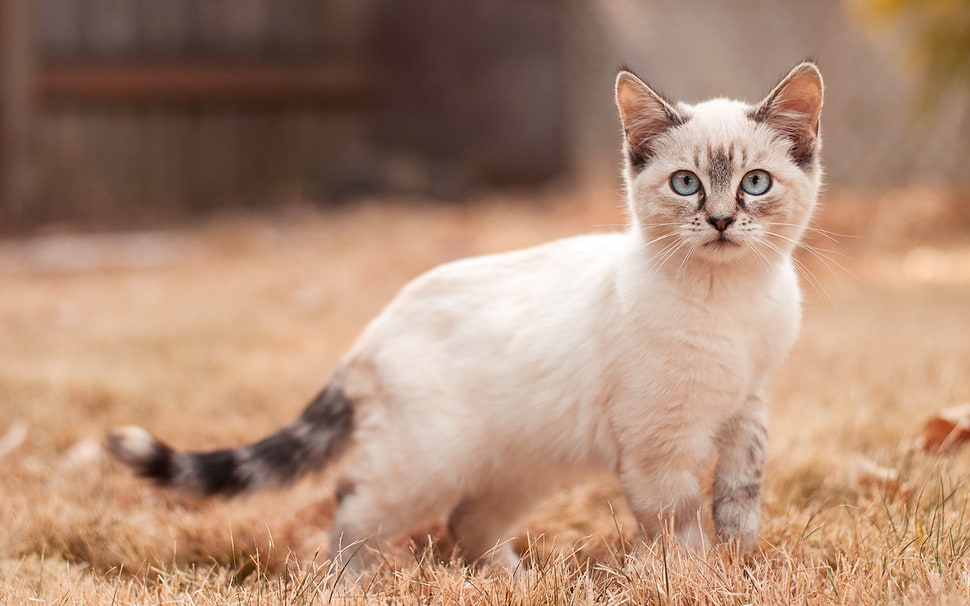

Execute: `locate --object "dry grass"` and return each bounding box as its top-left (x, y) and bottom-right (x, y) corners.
top-left (1, 186), bottom-right (969, 604)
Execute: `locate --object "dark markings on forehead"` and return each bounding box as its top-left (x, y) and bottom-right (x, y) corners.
top-left (627, 107), bottom-right (690, 174)
top-left (629, 150), bottom-right (646, 172)
top-left (747, 105), bottom-right (769, 124)
top-left (747, 109), bottom-right (817, 171)
top-left (793, 146), bottom-right (815, 168)
top-left (708, 148), bottom-right (732, 194)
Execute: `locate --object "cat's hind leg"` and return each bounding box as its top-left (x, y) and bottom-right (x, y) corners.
top-left (328, 476), bottom-right (449, 578)
top-left (712, 394), bottom-right (767, 551)
top-left (327, 486), bottom-right (389, 577)
top-left (446, 487), bottom-right (535, 569)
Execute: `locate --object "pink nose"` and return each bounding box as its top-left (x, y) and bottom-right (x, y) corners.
top-left (708, 215), bottom-right (734, 231)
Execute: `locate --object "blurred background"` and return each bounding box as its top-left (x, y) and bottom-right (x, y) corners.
top-left (0, 0), bottom-right (968, 230)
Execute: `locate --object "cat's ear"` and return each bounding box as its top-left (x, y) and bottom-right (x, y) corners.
top-left (615, 70), bottom-right (684, 171)
top-left (752, 62), bottom-right (824, 167)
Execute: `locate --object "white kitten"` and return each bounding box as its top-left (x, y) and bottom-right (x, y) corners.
top-left (109, 62), bottom-right (824, 571)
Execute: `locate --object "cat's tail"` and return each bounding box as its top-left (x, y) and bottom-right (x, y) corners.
top-left (106, 383), bottom-right (353, 496)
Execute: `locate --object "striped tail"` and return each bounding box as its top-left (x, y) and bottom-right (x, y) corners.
top-left (106, 383), bottom-right (353, 496)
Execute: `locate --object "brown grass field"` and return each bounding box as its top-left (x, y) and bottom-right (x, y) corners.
top-left (1, 186), bottom-right (969, 604)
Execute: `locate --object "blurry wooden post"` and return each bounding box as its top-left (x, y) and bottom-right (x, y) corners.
top-left (0, 0), bottom-right (36, 219)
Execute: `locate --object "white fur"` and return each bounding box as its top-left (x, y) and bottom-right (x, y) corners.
top-left (109, 425), bottom-right (159, 463)
top-left (328, 65), bottom-right (822, 570)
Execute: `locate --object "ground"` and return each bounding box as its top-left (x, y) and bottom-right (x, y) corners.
top-left (1, 186), bottom-right (969, 604)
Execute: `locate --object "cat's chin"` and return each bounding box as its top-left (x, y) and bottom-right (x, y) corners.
top-left (702, 238), bottom-right (741, 250)
top-left (695, 238), bottom-right (758, 264)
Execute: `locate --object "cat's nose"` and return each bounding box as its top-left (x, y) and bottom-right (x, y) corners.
top-left (708, 215), bottom-right (734, 231)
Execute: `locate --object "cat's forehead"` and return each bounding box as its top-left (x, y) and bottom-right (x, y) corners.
top-left (681, 97), bottom-right (750, 118)
top-left (666, 98), bottom-right (775, 165)
top-left (678, 98), bottom-right (758, 140)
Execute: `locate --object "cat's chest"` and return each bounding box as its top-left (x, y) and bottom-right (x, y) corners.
top-left (618, 283), bottom-right (798, 405)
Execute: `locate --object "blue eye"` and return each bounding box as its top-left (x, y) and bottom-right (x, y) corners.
top-left (740, 170), bottom-right (772, 195)
top-left (670, 170), bottom-right (701, 196)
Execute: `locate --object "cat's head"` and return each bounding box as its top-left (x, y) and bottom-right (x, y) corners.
top-left (615, 62), bottom-right (823, 266)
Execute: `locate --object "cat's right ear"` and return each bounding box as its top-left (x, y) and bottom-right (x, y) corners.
top-left (751, 62), bottom-right (824, 168)
top-left (615, 71), bottom-right (685, 171)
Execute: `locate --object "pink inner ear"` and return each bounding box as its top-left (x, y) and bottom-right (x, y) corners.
top-left (766, 67), bottom-right (823, 137)
top-left (754, 65), bottom-right (823, 167)
top-left (773, 79), bottom-right (822, 124)
top-left (615, 73), bottom-right (682, 157)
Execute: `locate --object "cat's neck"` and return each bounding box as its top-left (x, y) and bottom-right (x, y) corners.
top-left (619, 227), bottom-right (794, 304)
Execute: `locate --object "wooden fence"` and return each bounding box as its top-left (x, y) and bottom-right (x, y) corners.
top-left (0, 0), bottom-right (568, 228)
top-left (0, 0), bottom-right (371, 226)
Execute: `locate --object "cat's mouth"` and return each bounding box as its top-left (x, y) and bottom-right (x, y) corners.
top-left (704, 234), bottom-right (741, 248)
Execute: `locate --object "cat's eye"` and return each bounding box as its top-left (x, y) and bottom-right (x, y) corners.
top-left (740, 170), bottom-right (772, 195)
top-left (670, 170), bottom-right (701, 196)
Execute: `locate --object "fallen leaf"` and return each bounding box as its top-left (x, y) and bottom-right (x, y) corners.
top-left (918, 403), bottom-right (970, 453)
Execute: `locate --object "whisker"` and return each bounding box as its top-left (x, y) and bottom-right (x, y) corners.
top-left (759, 237), bottom-right (833, 303)
top-left (648, 240), bottom-right (689, 279)
top-left (645, 237), bottom-right (680, 258)
top-left (644, 239), bottom-right (683, 271)
top-left (640, 232), bottom-right (680, 250)
top-left (748, 241), bottom-right (773, 274)
top-left (764, 230), bottom-right (854, 281)
top-left (765, 222), bottom-right (856, 243)
top-left (764, 230), bottom-right (851, 260)
top-left (655, 241), bottom-right (686, 269)
top-left (765, 230), bottom-right (846, 259)
top-left (638, 222), bottom-right (686, 237)
top-left (676, 241), bottom-right (698, 279)
top-left (640, 222), bottom-right (684, 229)
top-left (759, 239), bottom-right (829, 302)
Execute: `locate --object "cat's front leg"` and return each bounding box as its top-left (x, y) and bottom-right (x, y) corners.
top-left (619, 455), bottom-right (707, 551)
top-left (712, 394), bottom-right (768, 551)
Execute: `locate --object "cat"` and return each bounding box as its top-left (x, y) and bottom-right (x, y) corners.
top-left (108, 61), bottom-right (824, 573)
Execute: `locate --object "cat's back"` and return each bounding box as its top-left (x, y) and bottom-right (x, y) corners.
top-left (363, 231), bottom-right (626, 336)
top-left (414, 231), bottom-right (623, 292)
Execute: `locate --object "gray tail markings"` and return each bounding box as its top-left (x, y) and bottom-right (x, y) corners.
top-left (151, 383), bottom-right (353, 496)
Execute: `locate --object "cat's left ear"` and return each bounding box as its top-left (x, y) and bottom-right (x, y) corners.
top-left (615, 70), bottom-right (685, 171)
top-left (752, 62), bottom-right (824, 168)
